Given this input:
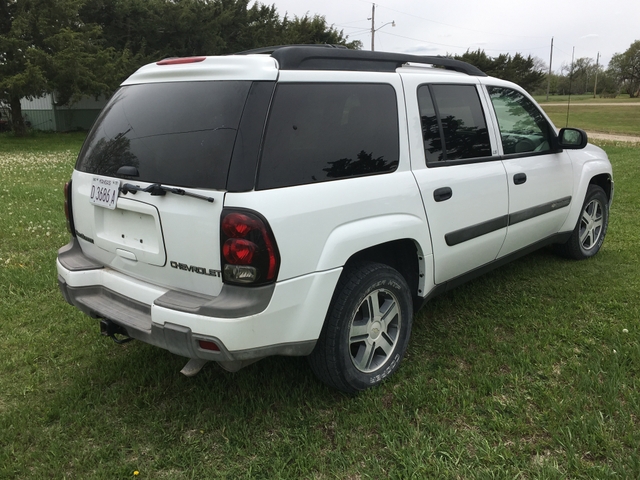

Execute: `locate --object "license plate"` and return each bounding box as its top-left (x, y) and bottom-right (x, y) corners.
top-left (89, 177), bottom-right (120, 210)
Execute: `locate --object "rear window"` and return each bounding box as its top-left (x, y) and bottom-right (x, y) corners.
top-left (257, 83), bottom-right (399, 190)
top-left (76, 81), bottom-right (251, 189)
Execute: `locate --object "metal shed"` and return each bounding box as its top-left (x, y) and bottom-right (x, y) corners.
top-left (19, 94), bottom-right (107, 131)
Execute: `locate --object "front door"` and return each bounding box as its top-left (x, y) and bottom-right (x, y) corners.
top-left (484, 85), bottom-right (574, 257)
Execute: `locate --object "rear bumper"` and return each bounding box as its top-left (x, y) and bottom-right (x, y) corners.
top-left (57, 239), bottom-right (341, 363)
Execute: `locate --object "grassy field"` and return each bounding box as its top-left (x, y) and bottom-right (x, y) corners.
top-left (1, 133), bottom-right (639, 478)
top-left (533, 94), bottom-right (640, 136)
top-left (0, 131), bottom-right (87, 153)
top-left (533, 94), bottom-right (640, 104)
top-left (540, 105), bottom-right (640, 136)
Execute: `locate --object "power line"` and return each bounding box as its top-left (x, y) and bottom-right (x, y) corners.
top-left (337, 0), bottom-right (603, 65)
top-left (333, 19), bottom-right (370, 28)
top-left (378, 30), bottom-right (549, 52)
top-left (365, 0), bottom-right (550, 39)
top-left (344, 29), bottom-right (373, 37)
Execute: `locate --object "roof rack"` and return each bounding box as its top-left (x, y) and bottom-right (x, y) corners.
top-left (236, 44), bottom-right (348, 55)
top-left (237, 45), bottom-right (486, 77)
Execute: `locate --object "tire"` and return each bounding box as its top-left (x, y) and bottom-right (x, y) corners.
top-left (556, 184), bottom-right (609, 260)
top-left (308, 262), bottom-right (413, 394)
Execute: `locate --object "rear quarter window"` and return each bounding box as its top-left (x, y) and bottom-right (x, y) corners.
top-left (256, 83), bottom-right (399, 190)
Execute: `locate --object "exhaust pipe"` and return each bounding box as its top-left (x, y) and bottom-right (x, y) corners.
top-left (180, 358), bottom-right (209, 377)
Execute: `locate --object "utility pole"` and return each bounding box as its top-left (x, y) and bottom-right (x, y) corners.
top-left (593, 51), bottom-right (600, 98)
top-left (369, 3), bottom-right (394, 52)
top-left (370, 3), bottom-right (375, 52)
top-left (546, 37), bottom-right (554, 101)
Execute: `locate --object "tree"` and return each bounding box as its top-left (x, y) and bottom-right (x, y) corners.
top-left (453, 49), bottom-right (494, 73)
top-left (80, 0), bottom-right (360, 62)
top-left (78, 0), bottom-right (164, 62)
top-left (453, 49), bottom-right (546, 93)
top-left (593, 70), bottom-right (620, 97)
top-left (0, 0), bottom-right (120, 135)
top-left (1, 0), bottom-right (360, 135)
top-left (279, 14), bottom-right (360, 49)
top-left (558, 57), bottom-right (600, 95)
top-left (608, 40), bottom-right (640, 98)
top-left (491, 53), bottom-right (546, 93)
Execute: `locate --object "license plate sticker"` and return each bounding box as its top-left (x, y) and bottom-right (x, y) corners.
top-left (89, 177), bottom-right (120, 210)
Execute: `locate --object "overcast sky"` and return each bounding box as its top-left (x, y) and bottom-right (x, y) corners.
top-left (268, 0), bottom-right (638, 72)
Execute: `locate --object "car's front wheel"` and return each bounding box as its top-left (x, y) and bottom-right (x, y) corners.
top-left (556, 184), bottom-right (609, 260)
top-left (308, 262), bottom-right (413, 393)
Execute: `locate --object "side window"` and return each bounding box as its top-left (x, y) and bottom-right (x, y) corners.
top-left (487, 86), bottom-right (553, 155)
top-left (417, 86), bottom-right (442, 163)
top-left (417, 84), bottom-right (492, 165)
top-left (257, 83), bottom-right (399, 190)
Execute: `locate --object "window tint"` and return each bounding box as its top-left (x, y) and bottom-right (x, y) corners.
top-left (417, 87), bottom-right (443, 163)
top-left (488, 86), bottom-right (552, 155)
top-left (257, 83), bottom-right (399, 190)
top-left (418, 84), bottom-right (492, 164)
top-left (77, 81), bottom-right (251, 189)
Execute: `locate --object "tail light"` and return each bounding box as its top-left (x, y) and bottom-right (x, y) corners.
top-left (63, 181), bottom-right (76, 237)
top-left (221, 209), bottom-right (280, 286)
top-left (198, 340), bottom-right (220, 352)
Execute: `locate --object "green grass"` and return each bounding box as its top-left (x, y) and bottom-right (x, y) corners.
top-left (1, 135), bottom-right (640, 478)
top-left (534, 93), bottom-right (640, 104)
top-left (533, 94), bottom-right (640, 136)
top-left (540, 104), bottom-right (640, 136)
top-left (0, 131), bottom-right (87, 154)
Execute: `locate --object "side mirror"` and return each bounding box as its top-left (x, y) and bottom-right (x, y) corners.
top-left (558, 128), bottom-right (588, 149)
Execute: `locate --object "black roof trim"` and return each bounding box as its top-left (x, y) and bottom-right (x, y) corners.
top-left (251, 46), bottom-right (486, 76)
top-left (236, 44), bottom-right (348, 55)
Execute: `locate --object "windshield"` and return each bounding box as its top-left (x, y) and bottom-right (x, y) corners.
top-left (77, 81), bottom-right (251, 189)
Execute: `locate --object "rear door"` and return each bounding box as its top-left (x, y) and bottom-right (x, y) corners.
top-left (402, 75), bottom-right (509, 284)
top-left (72, 175), bottom-right (226, 296)
top-left (72, 80), bottom-right (257, 296)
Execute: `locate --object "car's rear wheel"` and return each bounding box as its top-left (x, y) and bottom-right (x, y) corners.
top-left (308, 262), bottom-right (413, 393)
top-left (556, 184), bottom-right (609, 260)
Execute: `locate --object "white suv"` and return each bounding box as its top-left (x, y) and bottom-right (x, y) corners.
top-left (57, 46), bottom-right (613, 393)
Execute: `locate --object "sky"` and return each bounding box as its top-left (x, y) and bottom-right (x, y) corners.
top-left (268, 0), bottom-right (639, 73)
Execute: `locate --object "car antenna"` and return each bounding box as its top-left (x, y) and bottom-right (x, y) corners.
top-left (566, 46), bottom-right (575, 127)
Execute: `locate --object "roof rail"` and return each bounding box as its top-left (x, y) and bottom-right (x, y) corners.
top-left (250, 46), bottom-right (486, 76)
top-left (236, 44), bottom-right (348, 55)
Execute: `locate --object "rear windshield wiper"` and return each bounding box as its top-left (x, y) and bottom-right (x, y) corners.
top-left (120, 183), bottom-right (214, 203)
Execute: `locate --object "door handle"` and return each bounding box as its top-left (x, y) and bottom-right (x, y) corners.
top-left (433, 187), bottom-right (452, 202)
top-left (513, 173), bottom-right (527, 185)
